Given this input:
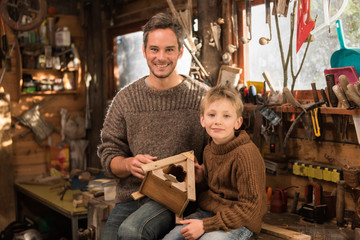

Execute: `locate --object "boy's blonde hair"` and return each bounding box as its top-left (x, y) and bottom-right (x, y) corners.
top-left (200, 85), bottom-right (244, 117)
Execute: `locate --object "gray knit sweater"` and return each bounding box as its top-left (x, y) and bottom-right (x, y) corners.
top-left (97, 75), bottom-right (209, 203)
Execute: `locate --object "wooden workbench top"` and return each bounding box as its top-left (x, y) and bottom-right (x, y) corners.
top-left (15, 182), bottom-right (87, 217)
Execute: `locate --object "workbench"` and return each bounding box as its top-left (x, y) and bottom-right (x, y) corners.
top-left (14, 182), bottom-right (88, 240)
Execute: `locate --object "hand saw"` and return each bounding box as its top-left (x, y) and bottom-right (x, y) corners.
top-left (296, 0), bottom-right (315, 52)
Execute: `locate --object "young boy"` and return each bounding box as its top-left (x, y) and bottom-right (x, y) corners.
top-left (163, 85), bottom-right (267, 240)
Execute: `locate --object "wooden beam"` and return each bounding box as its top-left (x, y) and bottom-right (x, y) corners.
top-left (141, 151), bottom-right (193, 172)
top-left (186, 153), bottom-right (196, 201)
top-left (261, 223), bottom-right (311, 240)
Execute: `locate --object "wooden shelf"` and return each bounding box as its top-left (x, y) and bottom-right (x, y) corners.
top-left (244, 103), bottom-right (360, 116)
top-left (23, 68), bottom-right (63, 73)
top-left (20, 90), bottom-right (77, 96)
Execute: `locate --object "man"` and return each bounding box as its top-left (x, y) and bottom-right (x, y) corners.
top-left (97, 12), bottom-right (209, 240)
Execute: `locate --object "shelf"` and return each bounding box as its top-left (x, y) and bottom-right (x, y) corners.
top-left (23, 68), bottom-right (76, 73)
top-left (244, 103), bottom-right (360, 116)
top-left (20, 90), bottom-right (77, 96)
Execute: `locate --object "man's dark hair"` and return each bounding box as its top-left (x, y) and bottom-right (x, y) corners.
top-left (142, 12), bottom-right (185, 50)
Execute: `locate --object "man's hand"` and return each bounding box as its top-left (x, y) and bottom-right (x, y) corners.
top-left (110, 154), bottom-right (157, 179)
top-left (180, 219), bottom-right (205, 240)
top-left (127, 154), bottom-right (157, 179)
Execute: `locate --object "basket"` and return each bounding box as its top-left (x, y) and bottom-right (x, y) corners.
top-left (343, 167), bottom-right (360, 188)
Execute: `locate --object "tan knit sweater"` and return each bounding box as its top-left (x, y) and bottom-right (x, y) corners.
top-left (97, 76), bottom-right (209, 203)
top-left (198, 130), bottom-right (267, 233)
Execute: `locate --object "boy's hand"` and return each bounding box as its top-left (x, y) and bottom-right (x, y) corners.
top-left (180, 219), bottom-right (204, 240)
top-left (194, 159), bottom-right (205, 183)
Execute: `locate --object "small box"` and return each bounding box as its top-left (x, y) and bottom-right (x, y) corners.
top-left (324, 66), bottom-right (359, 85)
top-left (88, 178), bottom-right (115, 193)
top-left (299, 203), bottom-right (327, 224)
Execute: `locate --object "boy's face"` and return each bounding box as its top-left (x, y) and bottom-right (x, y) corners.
top-left (142, 28), bottom-right (183, 79)
top-left (200, 98), bottom-right (243, 145)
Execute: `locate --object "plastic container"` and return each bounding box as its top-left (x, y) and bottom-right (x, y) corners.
top-left (39, 20), bottom-right (48, 44)
top-left (55, 27), bottom-right (71, 47)
top-left (246, 81), bottom-right (264, 94)
top-left (104, 181), bottom-right (116, 201)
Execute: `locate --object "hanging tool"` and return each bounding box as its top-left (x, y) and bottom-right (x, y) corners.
top-left (184, 42), bottom-right (210, 81)
top-left (0, 0), bottom-right (47, 31)
top-left (320, 89), bottom-right (330, 107)
top-left (310, 105), bottom-right (321, 138)
top-left (231, 0), bottom-right (239, 48)
top-left (296, 0), bottom-right (316, 52)
top-left (0, 16), bottom-right (8, 53)
top-left (325, 74), bottom-right (338, 107)
top-left (241, 0), bottom-right (252, 44)
top-left (332, 85), bottom-right (350, 108)
top-left (283, 87), bottom-right (314, 140)
top-left (272, 0), bottom-right (290, 17)
top-left (338, 74), bottom-right (360, 107)
top-left (270, 125), bottom-right (276, 153)
top-left (283, 87), bottom-right (306, 112)
top-left (259, 0), bottom-right (272, 45)
top-left (354, 82), bottom-right (360, 96)
top-left (290, 90), bottom-right (299, 122)
top-left (310, 82), bottom-right (322, 139)
top-left (13, 97), bottom-right (58, 146)
top-left (283, 101), bottom-right (324, 149)
top-left (331, 84), bottom-right (351, 139)
top-left (262, 72), bottom-right (276, 96)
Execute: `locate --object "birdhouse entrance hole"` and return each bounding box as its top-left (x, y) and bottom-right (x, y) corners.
top-left (163, 164), bottom-right (187, 182)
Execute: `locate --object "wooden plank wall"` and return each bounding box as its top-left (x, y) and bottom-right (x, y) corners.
top-left (8, 15), bottom-right (86, 180)
top-left (261, 110), bottom-right (360, 212)
top-left (0, 93), bottom-right (15, 230)
top-left (0, 15), bottom-right (85, 229)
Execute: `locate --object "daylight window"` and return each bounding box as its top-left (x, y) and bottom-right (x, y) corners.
top-left (249, 0), bottom-right (358, 90)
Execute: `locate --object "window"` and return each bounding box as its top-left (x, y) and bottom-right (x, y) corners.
top-left (249, 0), bottom-right (358, 90)
top-left (113, 31), bottom-right (192, 89)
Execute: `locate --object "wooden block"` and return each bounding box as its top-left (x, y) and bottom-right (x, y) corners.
top-left (181, 151), bottom-right (194, 161)
top-left (131, 191), bottom-right (145, 200)
top-left (261, 223), bottom-right (311, 240)
top-left (141, 153), bottom-right (189, 172)
top-left (186, 155), bottom-right (196, 201)
top-left (82, 191), bottom-right (95, 208)
top-left (175, 215), bottom-right (183, 224)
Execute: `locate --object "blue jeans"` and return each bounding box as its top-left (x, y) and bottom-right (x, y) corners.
top-left (100, 197), bottom-right (174, 240)
top-left (162, 209), bottom-right (253, 240)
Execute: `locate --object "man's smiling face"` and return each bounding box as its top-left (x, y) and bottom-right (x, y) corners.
top-left (143, 28), bottom-right (183, 79)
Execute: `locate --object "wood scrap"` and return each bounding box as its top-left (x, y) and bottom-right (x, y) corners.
top-left (261, 223), bottom-right (311, 240)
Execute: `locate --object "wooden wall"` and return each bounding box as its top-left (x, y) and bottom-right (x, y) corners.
top-left (259, 107), bottom-right (360, 213)
top-left (0, 14), bottom-right (85, 229)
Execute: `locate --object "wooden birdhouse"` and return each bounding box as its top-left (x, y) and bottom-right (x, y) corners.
top-left (131, 151), bottom-right (196, 220)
